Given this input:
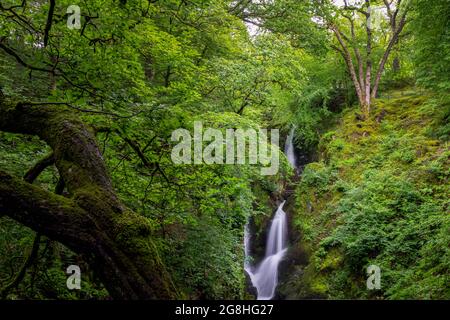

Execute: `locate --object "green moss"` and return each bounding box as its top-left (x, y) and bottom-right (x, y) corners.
top-left (319, 248), bottom-right (343, 271)
top-left (288, 90), bottom-right (450, 299)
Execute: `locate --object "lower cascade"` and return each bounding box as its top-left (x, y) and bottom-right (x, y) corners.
top-left (245, 201), bottom-right (288, 300)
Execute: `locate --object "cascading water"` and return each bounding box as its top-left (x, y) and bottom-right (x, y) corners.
top-left (285, 126), bottom-right (297, 168)
top-left (245, 201), bottom-right (288, 300)
top-left (245, 126), bottom-right (297, 300)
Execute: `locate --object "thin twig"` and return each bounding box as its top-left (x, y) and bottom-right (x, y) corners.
top-left (20, 101), bottom-right (143, 119)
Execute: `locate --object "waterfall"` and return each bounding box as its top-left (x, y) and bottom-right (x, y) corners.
top-left (285, 126), bottom-right (296, 168)
top-left (244, 126), bottom-right (296, 299)
top-left (245, 201), bottom-right (288, 300)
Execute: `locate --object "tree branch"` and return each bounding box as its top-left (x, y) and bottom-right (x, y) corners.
top-left (341, 12), bottom-right (366, 92)
top-left (0, 151), bottom-right (57, 298)
top-left (43, 0), bottom-right (56, 47)
top-left (0, 100), bottom-right (177, 299)
top-left (331, 25), bottom-right (364, 105)
top-left (22, 101), bottom-right (142, 119)
top-left (0, 233), bottom-right (41, 299)
top-left (0, 43), bottom-right (55, 75)
top-left (372, 10), bottom-right (408, 98)
top-left (0, 170), bottom-right (96, 250)
top-left (23, 153), bottom-right (55, 183)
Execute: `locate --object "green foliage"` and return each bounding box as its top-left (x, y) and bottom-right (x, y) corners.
top-left (300, 163), bottom-right (338, 195)
top-left (411, 0), bottom-right (450, 94)
top-left (165, 218), bottom-right (245, 299)
top-left (290, 91), bottom-right (450, 299)
top-left (0, 0), bottom-right (295, 299)
top-left (0, 0), bottom-right (448, 301)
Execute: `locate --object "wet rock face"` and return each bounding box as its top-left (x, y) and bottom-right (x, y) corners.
top-left (277, 246), bottom-right (328, 300)
top-left (245, 140), bottom-right (316, 300)
top-left (278, 244), bottom-right (309, 281)
top-left (282, 195), bottom-right (301, 244)
top-left (245, 271), bottom-right (257, 298)
top-left (272, 164), bottom-right (312, 299)
top-left (246, 217), bottom-right (268, 265)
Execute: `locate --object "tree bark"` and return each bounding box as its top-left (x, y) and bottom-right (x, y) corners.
top-left (329, 0), bottom-right (409, 113)
top-left (364, 1), bottom-right (372, 114)
top-left (371, 14), bottom-right (407, 99)
top-left (0, 101), bottom-right (178, 299)
top-left (332, 26), bottom-right (365, 107)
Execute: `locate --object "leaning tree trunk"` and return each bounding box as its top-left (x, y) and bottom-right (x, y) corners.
top-left (0, 100), bottom-right (178, 299)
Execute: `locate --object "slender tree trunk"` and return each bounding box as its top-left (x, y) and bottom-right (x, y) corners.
top-left (332, 26), bottom-right (365, 107)
top-left (364, 66), bottom-right (371, 114)
top-left (364, 1), bottom-right (372, 114)
top-left (329, 0), bottom-right (409, 114)
top-left (372, 14), bottom-right (407, 99)
top-left (392, 55), bottom-right (400, 73)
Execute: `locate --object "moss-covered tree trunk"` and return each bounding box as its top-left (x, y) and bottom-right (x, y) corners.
top-left (0, 101), bottom-right (177, 299)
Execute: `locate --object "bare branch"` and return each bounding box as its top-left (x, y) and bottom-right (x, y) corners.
top-left (341, 12), bottom-right (365, 91)
top-left (372, 15), bottom-right (407, 98)
top-left (20, 101), bottom-right (143, 119)
top-left (331, 25), bottom-right (364, 105)
top-left (43, 0), bottom-right (56, 47)
top-left (0, 43), bottom-right (55, 75)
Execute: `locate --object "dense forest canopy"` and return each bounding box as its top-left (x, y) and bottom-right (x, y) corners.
top-left (0, 0), bottom-right (448, 300)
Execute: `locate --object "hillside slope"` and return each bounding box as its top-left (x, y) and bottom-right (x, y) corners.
top-left (280, 90), bottom-right (449, 299)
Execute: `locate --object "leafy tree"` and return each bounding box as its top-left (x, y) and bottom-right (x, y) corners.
top-left (410, 0), bottom-right (450, 94)
top-left (315, 0), bottom-right (411, 114)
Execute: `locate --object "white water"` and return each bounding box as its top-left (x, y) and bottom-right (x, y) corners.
top-left (244, 127), bottom-right (296, 299)
top-left (245, 201), bottom-right (288, 300)
top-left (285, 126), bottom-right (296, 168)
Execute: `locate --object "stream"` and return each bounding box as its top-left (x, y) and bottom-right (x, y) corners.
top-left (244, 127), bottom-right (297, 300)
